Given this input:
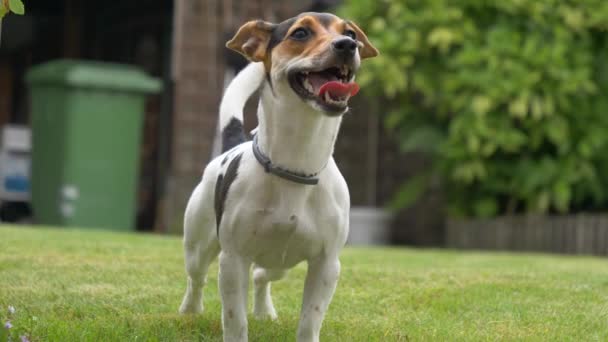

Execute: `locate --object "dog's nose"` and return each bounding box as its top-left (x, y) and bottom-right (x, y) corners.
top-left (332, 38), bottom-right (357, 57)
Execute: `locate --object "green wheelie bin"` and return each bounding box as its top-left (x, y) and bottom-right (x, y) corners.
top-left (25, 59), bottom-right (161, 230)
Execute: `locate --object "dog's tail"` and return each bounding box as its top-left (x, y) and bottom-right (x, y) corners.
top-left (219, 62), bottom-right (265, 153)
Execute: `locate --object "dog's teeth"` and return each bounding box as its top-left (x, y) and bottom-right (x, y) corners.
top-left (321, 90), bottom-right (349, 106)
top-left (304, 79), bottom-right (314, 93)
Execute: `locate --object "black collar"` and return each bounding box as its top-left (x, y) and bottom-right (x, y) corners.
top-left (252, 134), bottom-right (320, 185)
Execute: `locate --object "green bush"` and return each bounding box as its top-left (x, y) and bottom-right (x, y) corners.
top-left (341, 0), bottom-right (608, 218)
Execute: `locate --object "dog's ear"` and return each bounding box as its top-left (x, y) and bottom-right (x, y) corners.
top-left (226, 20), bottom-right (275, 62)
top-left (347, 21), bottom-right (379, 59)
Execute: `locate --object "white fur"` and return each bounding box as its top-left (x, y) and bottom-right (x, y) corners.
top-left (180, 57), bottom-right (351, 342)
top-left (219, 62), bottom-right (266, 130)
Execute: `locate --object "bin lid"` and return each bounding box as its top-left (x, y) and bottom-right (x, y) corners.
top-left (25, 59), bottom-right (162, 93)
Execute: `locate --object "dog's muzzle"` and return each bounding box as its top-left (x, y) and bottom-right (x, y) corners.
top-left (288, 62), bottom-right (359, 114)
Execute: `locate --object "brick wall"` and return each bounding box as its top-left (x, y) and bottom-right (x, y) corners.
top-left (165, 0), bottom-right (223, 233)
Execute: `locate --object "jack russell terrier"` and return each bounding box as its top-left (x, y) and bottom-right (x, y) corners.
top-left (179, 12), bottom-right (378, 342)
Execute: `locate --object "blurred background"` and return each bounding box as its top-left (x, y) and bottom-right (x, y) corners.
top-left (1, 0), bottom-right (608, 256)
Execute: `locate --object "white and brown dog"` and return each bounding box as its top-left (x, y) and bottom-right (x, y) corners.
top-left (179, 12), bottom-right (378, 342)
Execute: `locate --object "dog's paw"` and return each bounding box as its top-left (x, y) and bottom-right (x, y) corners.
top-left (179, 298), bottom-right (203, 314)
top-left (253, 306), bottom-right (278, 321)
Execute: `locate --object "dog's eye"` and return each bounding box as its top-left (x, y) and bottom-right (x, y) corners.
top-left (344, 29), bottom-right (357, 40)
top-left (290, 28), bottom-right (310, 40)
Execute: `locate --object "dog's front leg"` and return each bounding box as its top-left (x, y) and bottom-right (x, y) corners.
top-left (296, 256), bottom-right (341, 342)
top-left (219, 251), bottom-right (251, 342)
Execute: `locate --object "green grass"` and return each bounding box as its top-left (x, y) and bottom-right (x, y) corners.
top-left (1, 225), bottom-right (607, 341)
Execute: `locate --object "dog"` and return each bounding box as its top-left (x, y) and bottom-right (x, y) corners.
top-left (179, 12), bottom-right (378, 342)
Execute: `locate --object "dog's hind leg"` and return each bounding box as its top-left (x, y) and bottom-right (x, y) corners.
top-left (179, 177), bottom-right (220, 314)
top-left (253, 266), bottom-right (287, 320)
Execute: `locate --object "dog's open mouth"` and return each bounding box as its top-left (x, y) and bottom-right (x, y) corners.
top-left (288, 65), bottom-right (359, 113)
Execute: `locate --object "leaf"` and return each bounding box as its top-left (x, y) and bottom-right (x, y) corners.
top-left (552, 181), bottom-right (571, 213)
top-left (385, 111), bottom-right (403, 130)
top-left (8, 0), bottom-right (23, 15)
top-left (472, 95), bottom-right (492, 116)
top-left (473, 197), bottom-right (498, 218)
top-left (399, 126), bottom-right (444, 154)
top-left (544, 117), bottom-right (569, 148)
top-left (467, 135), bottom-right (480, 154)
top-left (531, 96), bottom-right (544, 119)
top-left (0, 0), bottom-right (8, 18)
top-left (531, 191), bottom-right (551, 213)
top-left (509, 96), bottom-right (528, 117)
top-left (427, 27), bottom-right (456, 53)
top-left (389, 173), bottom-right (431, 210)
top-left (371, 17), bottom-right (386, 31)
top-left (560, 6), bottom-right (584, 30)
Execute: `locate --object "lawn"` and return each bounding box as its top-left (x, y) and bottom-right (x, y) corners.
top-left (1, 225), bottom-right (607, 341)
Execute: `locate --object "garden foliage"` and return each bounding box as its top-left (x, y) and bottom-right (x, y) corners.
top-left (0, 0), bottom-right (24, 18)
top-left (341, 0), bottom-right (608, 217)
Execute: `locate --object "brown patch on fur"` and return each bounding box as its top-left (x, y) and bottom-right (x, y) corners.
top-left (329, 19), bottom-right (347, 36)
top-left (226, 20), bottom-right (274, 62)
top-left (344, 20), bottom-right (379, 59)
top-left (272, 15), bottom-right (339, 62)
top-left (228, 309), bottom-right (234, 319)
top-left (272, 15), bottom-right (378, 63)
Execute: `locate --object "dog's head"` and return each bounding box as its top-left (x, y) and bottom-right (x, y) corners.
top-left (227, 12), bottom-right (378, 116)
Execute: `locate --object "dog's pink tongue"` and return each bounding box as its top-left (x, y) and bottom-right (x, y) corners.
top-left (318, 81), bottom-right (360, 98)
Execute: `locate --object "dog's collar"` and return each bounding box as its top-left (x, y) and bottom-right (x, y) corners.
top-left (252, 134), bottom-right (320, 185)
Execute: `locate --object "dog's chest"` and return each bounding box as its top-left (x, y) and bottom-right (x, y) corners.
top-left (217, 153), bottom-right (349, 268)
top-left (231, 204), bottom-right (323, 268)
